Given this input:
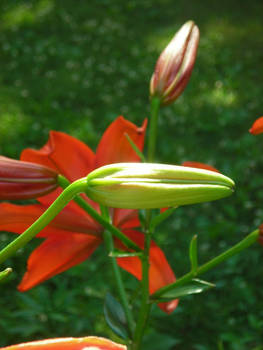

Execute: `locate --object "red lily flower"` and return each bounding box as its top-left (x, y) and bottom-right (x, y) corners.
top-left (249, 116), bottom-right (263, 135)
top-left (0, 116), bottom-right (178, 313)
top-left (0, 336), bottom-right (126, 350)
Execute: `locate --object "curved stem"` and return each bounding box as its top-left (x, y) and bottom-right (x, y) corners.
top-left (0, 178), bottom-right (87, 264)
top-left (152, 229), bottom-right (260, 299)
top-left (58, 176), bottom-right (140, 252)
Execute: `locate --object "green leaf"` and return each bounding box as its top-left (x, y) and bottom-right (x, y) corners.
top-left (189, 234), bottom-right (198, 272)
top-left (0, 267), bottom-right (12, 283)
top-left (109, 249), bottom-right (142, 258)
top-left (124, 133), bottom-right (146, 162)
top-left (104, 292), bottom-right (129, 340)
top-left (151, 279), bottom-right (215, 301)
top-left (149, 207), bottom-right (177, 232)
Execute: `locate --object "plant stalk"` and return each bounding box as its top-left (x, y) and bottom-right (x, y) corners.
top-left (103, 230), bottom-right (135, 337)
top-left (147, 97), bottom-right (161, 162)
top-left (132, 228), bottom-right (152, 350)
top-left (152, 229), bottom-right (260, 299)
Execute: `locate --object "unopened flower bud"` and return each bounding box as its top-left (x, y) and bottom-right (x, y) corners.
top-left (0, 156), bottom-right (58, 200)
top-left (150, 21), bottom-right (199, 105)
top-left (86, 163), bottom-right (234, 209)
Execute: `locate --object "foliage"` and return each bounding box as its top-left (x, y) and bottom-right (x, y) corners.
top-left (0, 0), bottom-right (263, 349)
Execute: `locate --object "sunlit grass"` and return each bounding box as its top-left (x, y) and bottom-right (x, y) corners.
top-left (1, 0), bottom-right (54, 29)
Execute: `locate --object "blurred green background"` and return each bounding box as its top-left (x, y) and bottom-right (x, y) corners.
top-left (0, 0), bottom-right (263, 349)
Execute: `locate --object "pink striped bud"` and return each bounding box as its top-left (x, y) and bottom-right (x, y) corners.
top-left (150, 21), bottom-right (199, 105)
top-left (0, 156), bottom-right (58, 200)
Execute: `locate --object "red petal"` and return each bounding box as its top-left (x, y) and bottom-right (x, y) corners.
top-left (21, 131), bottom-right (95, 180)
top-left (1, 336), bottom-right (126, 350)
top-left (182, 161), bottom-right (220, 173)
top-left (95, 116), bottom-right (147, 167)
top-left (249, 116), bottom-right (263, 135)
top-left (116, 229), bottom-right (178, 314)
top-left (113, 208), bottom-right (140, 229)
top-left (0, 202), bottom-right (101, 238)
top-left (18, 234), bottom-right (101, 291)
top-left (20, 131), bottom-right (95, 205)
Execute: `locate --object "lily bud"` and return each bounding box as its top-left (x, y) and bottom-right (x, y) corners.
top-left (86, 163), bottom-right (234, 209)
top-left (0, 156), bottom-right (58, 200)
top-left (150, 20), bottom-right (199, 106)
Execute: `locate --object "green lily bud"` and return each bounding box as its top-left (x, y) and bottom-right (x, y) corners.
top-left (86, 163), bottom-right (234, 209)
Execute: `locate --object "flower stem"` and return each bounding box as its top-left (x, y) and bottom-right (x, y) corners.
top-left (130, 97), bottom-right (161, 349)
top-left (103, 229), bottom-right (135, 337)
top-left (132, 228), bottom-right (152, 350)
top-left (152, 229), bottom-right (260, 299)
top-left (147, 97), bottom-right (161, 162)
top-left (0, 178), bottom-right (87, 264)
top-left (58, 175), bottom-right (141, 252)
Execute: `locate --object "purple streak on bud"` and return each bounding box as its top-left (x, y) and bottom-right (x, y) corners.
top-left (150, 21), bottom-right (199, 105)
top-left (0, 156), bottom-right (58, 200)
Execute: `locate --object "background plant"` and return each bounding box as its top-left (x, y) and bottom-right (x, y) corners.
top-left (0, 0), bottom-right (263, 349)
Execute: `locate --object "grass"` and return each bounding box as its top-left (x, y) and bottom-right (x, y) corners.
top-left (0, 0), bottom-right (263, 349)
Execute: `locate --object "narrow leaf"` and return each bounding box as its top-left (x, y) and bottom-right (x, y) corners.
top-left (189, 234), bottom-right (198, 272)
top-left (125, 133), bottom-right (146, 162)
top-left (0, 267), bottom-right (12, 283)
top-left (109, 250), bottom-right (143, 258)
top-left (150, 207), bottom-right (177, 232)
top-left (151, 278), bottom-right (215, 301)
top-left (104, 292), bottom-right (129, 340)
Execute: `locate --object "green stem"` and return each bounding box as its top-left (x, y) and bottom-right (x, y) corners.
top-left (152, 229), bottom-right (260, 299)
top-left (0, 178), bottom-right (87, 265)
top-left (147, 97), bottom-right (161, 162)
top-left (132, 229), bottom-right (152, 350)
top-left (130, 97), bottom-right (161, 349)
top-left (103, 230), bottom-right (135, 337)
top-left (58, 176), bottom-right (140, 252)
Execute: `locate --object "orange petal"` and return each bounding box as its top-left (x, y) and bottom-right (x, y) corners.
top-left (21, 131), bottom-right (95, 205)
top-left (21, 131), bottom-right (95, 181)
top-left (249, 116), bottom-right (263, 135)
top-left (0, 202), bottom-right (101, 238)
top-left (113, 208), bottom-right (140, 229)
top-left (182, 161), bottom-right (220, 173)
top-left (95, 116), bottom-right (147, 167)
top-left (116, 229), bottom-right (178, 314)
top-left (18, 234), bottom-right (101, 291)
top-left (0, 336), bottom-right (126, 350)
